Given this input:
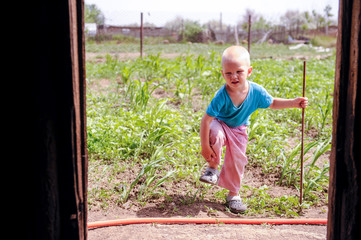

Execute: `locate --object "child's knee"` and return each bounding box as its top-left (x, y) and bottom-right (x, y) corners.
top-left (209, 121), bottom-right (225, 143)
top-left (209, 129), bottom-right (225, 146)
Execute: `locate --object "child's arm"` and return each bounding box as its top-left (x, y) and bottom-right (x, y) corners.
top-left (269, 97), bottom-right (308, 109)
top-left (200, 113), bottom-right (216, 163)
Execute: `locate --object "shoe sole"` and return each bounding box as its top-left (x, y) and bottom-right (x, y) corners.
top-left (199, 177), bottom-right (218, 185)
top-left (228, 207), bottom-right (247, 214)
top-left (226, 202), bottom-right (247, 214)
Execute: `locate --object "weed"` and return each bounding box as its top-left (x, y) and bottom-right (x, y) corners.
top-left (204, 205), bottom-right (218, 217)
top-left (242, 185), bottom-right (304, 217)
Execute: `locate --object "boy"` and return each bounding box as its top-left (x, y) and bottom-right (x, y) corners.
top-left (199, 46), bottom-right (308, 213)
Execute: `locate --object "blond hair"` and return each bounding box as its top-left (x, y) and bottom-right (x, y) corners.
top-left (221, 46), bottom-right (251, 68)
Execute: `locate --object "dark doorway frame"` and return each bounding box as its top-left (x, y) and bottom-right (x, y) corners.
top-left (16, 0), bottom-right (360, 239)
top-left (327, 0), bottom-right (360, 238)
top-left (20, 0), bottom-right (87, 239)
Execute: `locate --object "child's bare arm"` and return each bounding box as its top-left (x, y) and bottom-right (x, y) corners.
top-left (200, 113), bottom-right (216, 162)
top-left (269, 97), bottom-right (308, 109)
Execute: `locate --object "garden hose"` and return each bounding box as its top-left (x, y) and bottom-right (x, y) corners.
top-left (88, 217), bottom-right (327, 229)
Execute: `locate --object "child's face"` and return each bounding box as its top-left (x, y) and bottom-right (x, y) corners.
top-left (221, 59), bottom-right (252, 90)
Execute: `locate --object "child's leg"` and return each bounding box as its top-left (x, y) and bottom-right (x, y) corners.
top-left (217, 123), bottom-right (248, 195)
top-left (199, 119), bottom-right (226, 185)
top-left (203, 120), bottom-right (248, 213)
top-left (208, 119), bottom-right (226, 168)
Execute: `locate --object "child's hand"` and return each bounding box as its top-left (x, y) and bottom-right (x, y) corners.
top-left (295, 97), bottom-right (308, 109)
top-left (201, 145), bottom-right (216, 163)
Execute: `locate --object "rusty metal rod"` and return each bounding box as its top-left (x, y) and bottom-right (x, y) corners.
top-left (140, 12), bottom-right (143, 58)
top-left (300, 60), bottom-right (306, 205)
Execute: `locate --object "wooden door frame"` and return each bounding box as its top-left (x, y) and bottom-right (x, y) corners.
top-left (20, 0), bottom-right (87, 239)
top-left (19, 0), bottom-right (360, 239)
top-left (327, 0), bottom-right (361, 239)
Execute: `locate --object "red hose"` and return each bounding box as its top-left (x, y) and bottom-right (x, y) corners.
top-left (88, 218), bottom-right (327, 229)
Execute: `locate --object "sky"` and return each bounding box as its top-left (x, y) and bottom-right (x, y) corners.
top-left (85, 0), bottom-right (339, 26)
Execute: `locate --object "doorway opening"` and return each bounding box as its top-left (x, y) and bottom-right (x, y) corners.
top-left (86, 3), bottom-right (336, 228)
top-left (24, 0), bottom-right (360, 239)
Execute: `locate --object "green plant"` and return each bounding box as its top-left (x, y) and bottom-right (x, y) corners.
top-left (316, 94), bottom-right (333, 137)
top-left (86, 44), bottom-right (335, 214)
top-left (181, 20), bottom-right (205, 42)
top-left (302, 137), bottom-right (331, 198)
top-left (121, 144), bottom-right (175, 202)
top-left (278, 137), bottom-right (331, 201)
top-left (310, 35), bottom-right (337, 48)
top-left (125, 78), bottom-right (161, 112)
top-left (241, 185), bottom-right (304, 217)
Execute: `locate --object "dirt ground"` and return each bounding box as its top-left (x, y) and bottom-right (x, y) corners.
top-left (87, 145), bottom-right (329, 240)
top-left (88, 198), bottom-right (328, 240)
top-left (88, 204), bottom-right (327, 240)
top-left (88, 199), bottom-right (328, 239)
top-left (88, 223), bottom-right (327, 240)
top-left (88, 163), bottom-right (328, 240)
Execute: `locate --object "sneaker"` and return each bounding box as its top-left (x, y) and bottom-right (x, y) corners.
top-left (226, 195), bottom-right (247, 213)
top-left (199, 167), bottom-right (219, 185)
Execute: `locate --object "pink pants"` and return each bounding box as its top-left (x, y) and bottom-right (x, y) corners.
top-left (209, 119), bottom-right (248, 194)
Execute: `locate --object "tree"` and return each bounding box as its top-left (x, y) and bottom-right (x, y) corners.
top-left (85, 4), bottom-right (105, 25)
top-left (324, 4), bottom-right (333, 35)
top-left (240, 9), bottom-right (259, 31)
top-left (183, 20), bottom-right (205, 42)
top-left (301, 11), bottom-right (313, 30)
top-left (324, 4), bottom-right (333, 19)
top-left (238, 9), bottom-right (272, 31)
top-left (205, 19), bottom-right (228, 31)
top-left (165, 17), bottom-right (205, 42)
top-left (312, 10), bottom-right (325, 30)
top-left (280, 10), bottom-right (305, 31)
top-left (242, 9), bottom-right (259, 24)
top-left (252, 16), bottom-right (272, 30)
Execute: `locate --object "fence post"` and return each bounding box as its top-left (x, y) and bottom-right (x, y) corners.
top-left (234, 25), bottom-right (239, 45)
top-left (140, 12), bottom-right (143, 58)
top-left (220, 12), bottom-right (222, 31)
top-left (248, 15), bottom-right (251, 54)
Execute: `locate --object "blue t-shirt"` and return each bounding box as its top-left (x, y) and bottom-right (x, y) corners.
top-left (206, 81), bottom-right (273, 127)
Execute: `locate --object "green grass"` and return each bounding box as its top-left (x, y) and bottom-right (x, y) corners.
top-left (86, 42), bottom-right (334, 216)
top-left (86, 42), bottom-right (335, 59)
top-left (310, 35), bottom-right (337, 48)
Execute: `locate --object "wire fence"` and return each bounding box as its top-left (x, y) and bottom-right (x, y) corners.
top-left (86, 10), bottom-right (337, 53)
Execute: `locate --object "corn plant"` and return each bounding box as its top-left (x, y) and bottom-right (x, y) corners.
top-left (121, 144), bottom-right (175, 202)
top-left (316, 94), bottom-right (333, 137)
top-left (125, 78), bottom-right (162, 112)
top-left (279, 137), bottom-right (331, 200)
top-left (302, 137), bottom-right (331, 198)
top-left (119, 65), bottom-right (132, 84)
top-left (279, 141), bottom-right (318, 186)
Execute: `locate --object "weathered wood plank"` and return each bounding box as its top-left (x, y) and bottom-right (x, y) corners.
top-left (68, 0), bottom-right (87, 239)
top-left (328, 0), bottom-right (361, 239)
